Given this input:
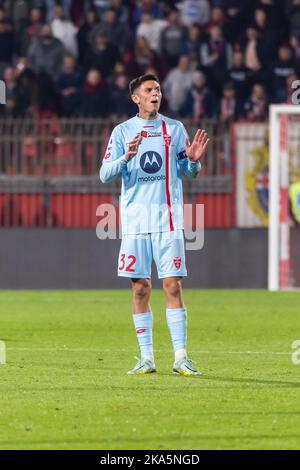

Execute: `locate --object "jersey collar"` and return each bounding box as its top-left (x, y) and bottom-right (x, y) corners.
top-left (135, 113), bottom-right (162, 128)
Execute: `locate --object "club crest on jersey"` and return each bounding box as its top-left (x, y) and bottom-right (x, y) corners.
top-left (140, 151), bottom-right (162, 174)
top-left (163, 134), bottom-right (172, 146)
top-left (173, 257), bottom-right (181, 269)
top-left (104, 152), bottom-right (111, 160)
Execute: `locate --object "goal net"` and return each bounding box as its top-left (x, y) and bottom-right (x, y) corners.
top-left (269, 105), bottom-right (300, 291)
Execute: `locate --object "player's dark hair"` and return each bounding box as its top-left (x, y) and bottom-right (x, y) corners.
top-left (129, 74), bottom-right (160, 95)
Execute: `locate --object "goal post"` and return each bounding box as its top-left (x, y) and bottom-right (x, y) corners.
top-left (269, 105), bottom-right (300, 291)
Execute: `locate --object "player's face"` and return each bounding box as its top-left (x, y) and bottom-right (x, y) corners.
top-left (133, 80), bottom-right (162, 115)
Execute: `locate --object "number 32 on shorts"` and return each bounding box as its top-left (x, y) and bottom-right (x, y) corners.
top-left (118, 253), bottom-right (136, 272)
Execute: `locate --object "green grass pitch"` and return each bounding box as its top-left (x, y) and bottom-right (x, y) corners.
top-left (0, 290), bottom-right (300, 450)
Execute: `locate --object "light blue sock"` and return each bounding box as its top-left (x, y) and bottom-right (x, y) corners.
top-left (166, 307), bottom-right (187, 361)
top-left (133, 311), bottom-right (154, 362)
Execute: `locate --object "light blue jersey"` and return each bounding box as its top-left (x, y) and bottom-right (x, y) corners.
top-left (100, 113), bottom-right (201, 234)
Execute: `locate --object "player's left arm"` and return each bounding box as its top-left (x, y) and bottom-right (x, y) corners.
top-left (176, 123), bottom-right (209, 178)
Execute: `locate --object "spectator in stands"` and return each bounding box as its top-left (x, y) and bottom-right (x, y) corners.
top-left (91, 0), bottom-right (113, 19)
top-left (108, 61), bottom-right (126, 86)
top-left (181, 71), bottom-right (218, 122)
top-left (177, 0), bottom-right (211, 27)
top-left (244, 83), bottom-right (268, 121)
top-left (143, 65), bottom-right (160, 78)
top-left (220, 82), bottom-right (244, 122)
top-left (256, 0), bottom-right (285, 29)
top-left (71, 0), bottom-right (90, 27)
top-left (163, 55), bottom-right (200, 116)
top-left (182, 23), bottom-right (202, 69)
top-left (51, 3), bottom-right (78, 57)
top-left (0, 0), bottom-right (296, 123)
top-left (252, 7), bottom-right (279, 66)
top-left (286, 0), bottom-right (300, 36)
top-left (271, 44), bottom-right (296, 102)
top-left (77, 9), bottom-right (98, 67)
top-left (57, 54), bottom-right (82, 116)
top-left (36, 69), bottom-right (62, 115)
top-left (80, 68), bottom-right (110, 117)
top-left (0, 66), bottom-right (17, 116)
top-left (243, 27), bottom-right (262, 75)
top-left (220, 0), bottom-right (251, 43)
top-left (85, 32), bottom-right (120, 78)
top-left (132, 0), bottom-right (162, 27)
top-left (228, 50), bottom-right (251, 102)
top-left (110, 73), bottom-right (136, 119)
top-left (111, 0), bottom-right (129, 24)
top-left (35, 0), bottom-right (73, 23)
top-left (3, 0), bottom-right (30, 26)
top-left (0, 6), bottom-right (15, 75)
top-left (219, 0), bottom-right (238, 14)
top-left (14, 57), bottom-right (39, 117)
top-left (200, 26), bottom-right (233, 94)
top-left (160, 8), bottom-right (187, 69)
top-left (215, 0), bottom-right (242, 15)
top-left (136, 12), bottom-right (168, 53)
top-left (133, 36), bottom-right (160, 76)
top-left (206, 6), bottom-right (227, 31)
top-left (91, 7), bottom-right (132, 54)
top-left (254, 7), bottom-right (268, 32)
top-left (27, 24), bottom-right (65, 80)
top-left (290, 33), bottom-right (300, 70)
top-left (18, 7), bottom-right (44, 56)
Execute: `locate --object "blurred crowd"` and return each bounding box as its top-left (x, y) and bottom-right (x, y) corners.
top-left (0, 0), bottom-right (299, 123)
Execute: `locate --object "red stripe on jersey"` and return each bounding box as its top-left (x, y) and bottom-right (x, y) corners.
top-left (143, 125), bottom-right (154, 128)
top-left (162, 120), bottom-right (174, 231)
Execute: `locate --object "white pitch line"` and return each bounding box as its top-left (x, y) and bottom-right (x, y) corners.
top-left (6, 347), bottom-right (291, 356)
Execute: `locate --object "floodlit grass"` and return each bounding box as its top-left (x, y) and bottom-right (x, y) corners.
top-left (0, 290), bottom-right (300, 450)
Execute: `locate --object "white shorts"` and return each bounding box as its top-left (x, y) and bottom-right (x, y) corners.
top-left (117, 230), bottom-right (187, 279)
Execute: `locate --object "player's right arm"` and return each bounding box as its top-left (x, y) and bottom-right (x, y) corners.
top-left (99, 126), bottom-right (126, 184)
top-left (99, 127), bottom-right (142, 183)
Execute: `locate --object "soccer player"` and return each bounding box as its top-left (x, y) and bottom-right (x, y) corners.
top-left (100, 74), bottom-right (209, 376)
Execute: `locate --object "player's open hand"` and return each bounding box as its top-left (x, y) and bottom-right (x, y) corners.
top-left (186, 129), bottom-right (209, 162)
top-left (125, 134), bottom-right (143, 161)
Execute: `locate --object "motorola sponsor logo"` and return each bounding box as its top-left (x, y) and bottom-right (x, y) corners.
top-left (138, 175), bottom-right (166, 182)
top-left (140, 151), bottom-right (162, 174)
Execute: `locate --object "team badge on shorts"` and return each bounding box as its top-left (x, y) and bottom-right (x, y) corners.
top-left (173, 257), bottom-right (181, 269)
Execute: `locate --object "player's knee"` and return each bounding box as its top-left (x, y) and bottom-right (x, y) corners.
top-left (163, 278), bottom-right (182, 298)
top-left (132, 279), bottom-right (151, 301)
